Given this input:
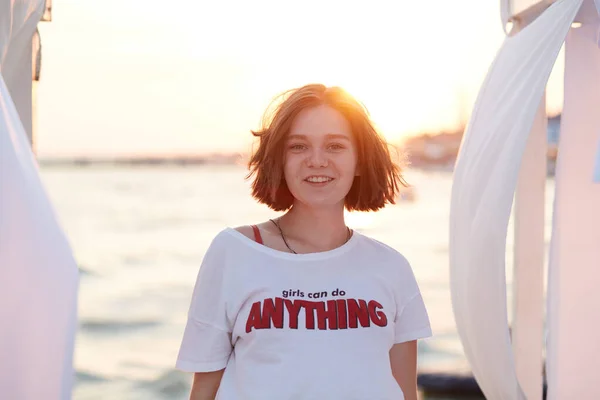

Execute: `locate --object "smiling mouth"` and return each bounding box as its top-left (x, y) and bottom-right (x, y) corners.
top-left (304, 176), bottom-right (334, 183)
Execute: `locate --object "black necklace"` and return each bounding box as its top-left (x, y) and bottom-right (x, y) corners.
top-left (269, 218), bottom-right (351, 254)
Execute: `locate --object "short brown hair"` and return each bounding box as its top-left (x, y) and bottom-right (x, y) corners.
top-left (247, 83), bottom-right (407, 212)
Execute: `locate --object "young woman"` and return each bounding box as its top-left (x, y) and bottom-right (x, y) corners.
top-left (176, 84), bottom-right (432, 400)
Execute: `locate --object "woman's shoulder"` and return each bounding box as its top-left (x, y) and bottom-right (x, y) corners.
top-left (356, 235), bottom-right (421, 294)
top-left (232, 225), bottom-right (253, 240)
top-left (231, 221), bottom-right (274, 241)
top-left (209, 226), bottom-right (249, 244)
top-left (357, 233), bottom-right (410, 264)
top-left (210, 222), bottom-right (274, 248)
top-left (201, 228), bottom-right (256, 265)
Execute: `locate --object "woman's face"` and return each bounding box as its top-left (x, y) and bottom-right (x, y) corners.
top-left (283, 104), bottom-right (358, 210)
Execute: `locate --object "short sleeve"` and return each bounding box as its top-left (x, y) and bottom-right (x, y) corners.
top-left (176, 233), bottom-right (233, 372)
top-left (392, 254), bottom-right (432, 344)
top-left (394, 292), bottom-right (432, 344)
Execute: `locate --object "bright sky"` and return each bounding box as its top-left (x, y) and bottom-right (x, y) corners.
top-left (34, 0), bottom-right (565, 157)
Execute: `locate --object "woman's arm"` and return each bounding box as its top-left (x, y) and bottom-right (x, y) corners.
top-left (389, 340), bottom-right (418, 400)
top-left (189, 369), bottom-right (225, 400)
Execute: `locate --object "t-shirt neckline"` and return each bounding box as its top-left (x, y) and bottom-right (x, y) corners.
top-left (224, 227), bottom-right (360, 261)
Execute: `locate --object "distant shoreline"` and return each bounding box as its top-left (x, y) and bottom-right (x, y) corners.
top-left (37, 154), bottom-right (246, 167)
top-left (38, 114), bottom-right (561, 171)
top-left (36, 156), bottom-right (454, 172)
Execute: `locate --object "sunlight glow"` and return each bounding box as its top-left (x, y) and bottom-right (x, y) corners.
top-left (34, 0), bottom-right (564, 156)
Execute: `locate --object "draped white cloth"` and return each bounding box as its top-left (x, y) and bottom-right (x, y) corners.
top-left (449, 0), bottom-right (583, 398)
top-left (0, 0), bottom-right (43, 141)
top-left (0, 1), bottom-right (79, 399)
top-left (511, 96), bottom-right (546, 400)
top-left (546, 18), bottom-right (600, 399)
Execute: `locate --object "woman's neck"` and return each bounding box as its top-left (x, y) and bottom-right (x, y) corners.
top-left (277, 203), bottom-right (350, 253)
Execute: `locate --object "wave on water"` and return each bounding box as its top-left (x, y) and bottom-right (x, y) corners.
top-left (78, 265), bottom-right (95, 276)
top-left (137, 369), bottom-right (190, 398)
top-left (75, 370), bottom-right (107, 384)
top-left (80, 318), bottom-right (162, 334)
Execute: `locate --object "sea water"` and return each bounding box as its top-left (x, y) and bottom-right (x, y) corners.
top-left (39, 164), bottom-right (556, 400)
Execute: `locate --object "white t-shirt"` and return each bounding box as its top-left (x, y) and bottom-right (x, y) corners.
top-left (176, 228), bottom-right (432, 400)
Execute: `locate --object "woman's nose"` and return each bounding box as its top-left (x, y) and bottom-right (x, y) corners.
top-left (306, 148), bottom-right (328, 167)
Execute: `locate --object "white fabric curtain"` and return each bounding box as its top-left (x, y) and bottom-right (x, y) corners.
top-left (546, 19), bottom-right (600, 399)
top-left (511, 95), bottom-right (546, 400)
top-left (449, 0), bottom-right (583, 398)
top-left (0, 0), bottom-right (45, 142)
top-left (0, 1), bottom-right (79, 399)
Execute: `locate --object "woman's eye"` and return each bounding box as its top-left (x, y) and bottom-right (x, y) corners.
top-left (328, 143), bottom-right (345, 151)
top-left (289, 144), bottom-right (307, 151)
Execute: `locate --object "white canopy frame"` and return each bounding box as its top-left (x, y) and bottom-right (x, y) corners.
top-left (450, 0), bottom-right (600, 399)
